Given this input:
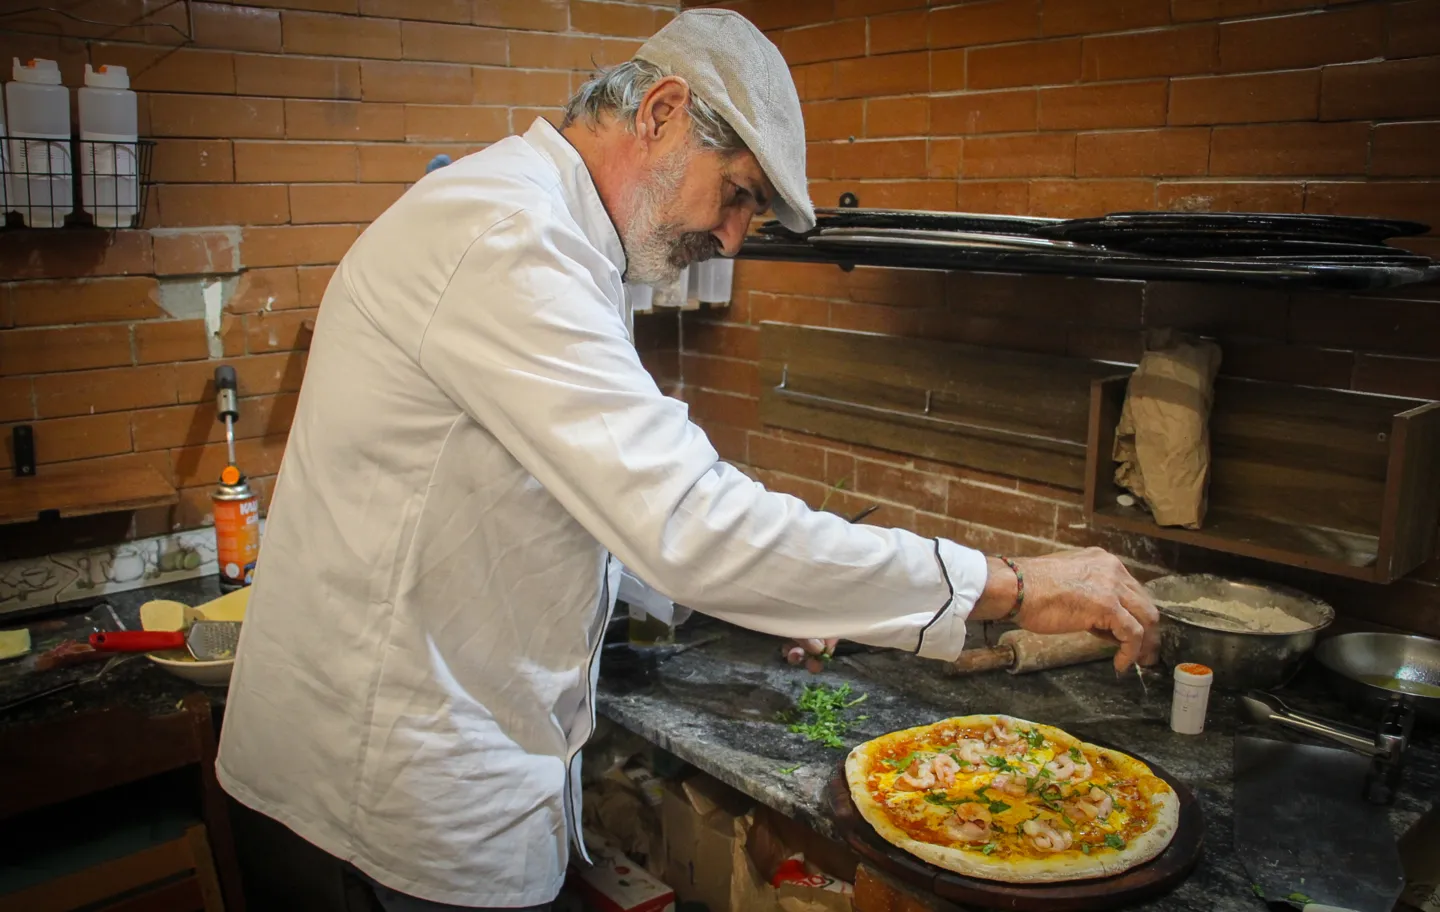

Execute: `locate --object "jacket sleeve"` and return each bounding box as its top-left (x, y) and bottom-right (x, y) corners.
top-left (417, 206), bottom-right (987, 659)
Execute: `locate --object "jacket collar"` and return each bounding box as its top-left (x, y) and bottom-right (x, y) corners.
top-left (522, 118), bottom-right (627, 277)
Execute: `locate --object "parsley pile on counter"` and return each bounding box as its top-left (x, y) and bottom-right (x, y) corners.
top-left (785, 682), bottom-right (868, 748)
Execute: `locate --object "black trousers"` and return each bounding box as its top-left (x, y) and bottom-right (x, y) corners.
top-left (228, 798), bottom-right (552, 912)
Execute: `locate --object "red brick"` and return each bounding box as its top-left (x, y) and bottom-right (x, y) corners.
top-left (192, 2), bottom-right (282, 52)
top-left (1219, 341), bottom-right (1353, 388)
top-left (1157, 181), bottom-right (1305, 213)
top-left (172, 434), bottom-right (289, 487)
top-left (229, 267), bottom-right (302, 315)
top-left (931, 89), bottom-right (1037, 135)
top-left (291, 183), bottom-right (405, 224)
top-left (968, 38), bottom-right (1082, 90)
top-left (152, 140), bottom-right (234, 184)
top-left (400, 20), bottom-right (506, 64)
top-left (0, 378), bottom-right (31, 423)
top-left (1304, 181), bottom-right (1440, 231)
top-left (89, 44), bottom-right (236, 94)
top-left (821, 180), bottom-right (956, 211)
top-left (865, 97), bottom-right (929, 137)
top-left (749, 292), bottom-right (829, 327)
top-left (574, 1), bottom-right (669, 36)
top-left (928, 0), bottom-right (1039, 49)
top-left (296, 266), bottom-right (335, 307)
top-left (473, 0), bottom-right (569, 31)
top-left (30, 365), bottom-right (176, 419)
top-left (833, 51), bottom-right (929, 98)
top-left (1172, 0), bottom-right (1324, 20)
top-left (1321, 57), bottom-right (1440, 121)
top-left (946, 272), bottom-right (1142, 327)
top-left (1038, 80), bottom-right (1167, 130)
top-left (1041, 0), bottom-right (1170, 36)
top-left (827, 140), bottom-right (927, 179)
top-left (956, 180), bottom-right (1029, 214)
top-left (157, 184), bottom-right (289, 228)
top-left (285, 100), bottom-right (405, 141)
top-left (1353, 355), bottom-right (1440, 399)
top-left (234, 141), bottom-right (358, 183)
top-left (362, 0), bottom-right (465, 20)
top-left (779, 20), bottom-right (866, 66)
top-left (748, 432), bottom-right (827, 479)
top-left (726, 0), bottom-right (833, 31)
top-left (837, 0), bottom-right (924, 14)
top-left (152, 229), bottom-right (241, 276)
top-left (405, 105), bottom-right (509, 142)
top-left (149, 94), bottom-right (285, 139)
top-left (1169, 70), bottom-right (1320, 125)
top-left (803, 100), bottom-right (864, 141)
top-left (8, 277), bottom-right (163, 327)
top-left (473, 67), bottom-right (572, 106)
top-left (358, 143), bottom-right (475, 181)
top-left (964, 134), bottom-right (1075, 179)
top-left (362, 60), bottom-right (474, 104)
top-left (792, 61), bottom-right (837, 102)
top-left (685, 387), bottom-right (759, 431)
top-left (509, 32), bottom-right (638, 70)
top-left (245, 308), bottom-right (318, 353)
top-left (283, 10), bottom-right (400, 58)
top-left (929, 138), bottom-right (964, 178)
top-left (1029, 180), bottom-right (1155, 219)
top-left (931, 49), bottom-right (966, 92)
top-left (870, 10), bottom-right (928, 55)
top-left (133, 393), bottom-right (298, 450)
top-left (685, 321), bottom-right (760, 361)
top-left (242, 225), bottom-right (360, 267)
top-left (0, 231), bottom-right (153, 282)
top-left (174, 352), bottom-right (307, 403)
top-left (1389, 0), bottom-right (1440, 58)
top-left (829, 301), bottom-right (925, 335)
top-left (1371, 122), bottom-right (1440, 178)
top-left (855, 460), bottom-right (947, 513)
top-left (946, 480), bottom-right (1058, 539)
top-left (1081, 25), bottom-right (1217, 81)
top-left (1210, 122), bottom-right (1369, 177)
top-left (705, 423), bottom-right (749, 464)
top-left (135, 320), bottom-right (211, 364)
top-left (19, 413), bottom-right (134, 465)
top-left (234, 53), bottom-right (361, 99)
top-left (1076, 128), bottom-right (1210, 178)
top-left (845, 267), bottom-right (946, 306)
top-left (0, 325), bottom-right (133, 376)
top-left (1219, 6), bottom-right (1384, 73)
top-left (249, 0), bottom-right (357, 10)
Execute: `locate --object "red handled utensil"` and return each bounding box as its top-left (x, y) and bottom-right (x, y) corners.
top-left (90, 621), bottom-right (241, 661)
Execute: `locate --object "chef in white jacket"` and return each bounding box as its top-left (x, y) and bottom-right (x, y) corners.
top-left (216, 10), bottom-right (1158, 912)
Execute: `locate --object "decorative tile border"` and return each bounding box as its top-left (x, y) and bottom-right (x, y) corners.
top-left (0, 522), bottom-right (265, 615)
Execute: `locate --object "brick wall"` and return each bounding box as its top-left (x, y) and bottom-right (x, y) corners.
top-left (0, 0), bottom-right (675, 558)
top-left (675, 0), bottom-right (1440, 635)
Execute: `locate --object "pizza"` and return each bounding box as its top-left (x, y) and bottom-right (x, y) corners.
top-left (845, 715), bottom-right (1179, 883)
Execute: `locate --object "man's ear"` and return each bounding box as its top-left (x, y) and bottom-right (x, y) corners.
top-left (638, 75), bottom-right (691, 142)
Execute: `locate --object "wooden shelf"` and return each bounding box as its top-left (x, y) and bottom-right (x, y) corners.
top-left (0, 463), bottom-right (178, 525)
top-left (1085, 374), bottom-right (1440, 583)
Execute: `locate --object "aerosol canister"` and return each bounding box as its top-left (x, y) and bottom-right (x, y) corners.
top-left (210, 366), bottom-right (259, 590)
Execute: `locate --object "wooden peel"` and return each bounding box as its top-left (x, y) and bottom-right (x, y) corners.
top-left (948, 630), bottom-right (1117, 675)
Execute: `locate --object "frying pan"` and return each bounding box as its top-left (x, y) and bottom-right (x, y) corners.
top-left (1314, 632), bottom-right (1440, 723)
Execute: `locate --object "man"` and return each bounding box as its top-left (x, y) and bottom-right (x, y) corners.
top-left (217, 10), bottom-right (1158, 912)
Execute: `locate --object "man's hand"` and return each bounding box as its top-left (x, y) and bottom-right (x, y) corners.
top-left (781, 637), bottom-right (839, 674)
top-left (975, 548), bottom-right (1159, 673)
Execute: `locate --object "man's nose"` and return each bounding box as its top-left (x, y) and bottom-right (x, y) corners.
top-left (713, 209), bottom-right (749, 257)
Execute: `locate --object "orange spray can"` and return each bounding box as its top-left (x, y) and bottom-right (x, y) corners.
top-left (211, 366), bottom-right (260, 590)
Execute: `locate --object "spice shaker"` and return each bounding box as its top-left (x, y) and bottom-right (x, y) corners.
top-left (1170, 662), bottom-right (1213, 734)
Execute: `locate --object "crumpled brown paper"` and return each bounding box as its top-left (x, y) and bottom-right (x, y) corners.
top-left (1113, 329), bottom-right (1222, 529)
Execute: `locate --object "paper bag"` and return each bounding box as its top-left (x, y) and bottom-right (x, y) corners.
top-left (1113, 329), bottom-right (1222, 529)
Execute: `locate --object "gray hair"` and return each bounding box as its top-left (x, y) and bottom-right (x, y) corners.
top-left (561, 59), bottom-right (745, 155)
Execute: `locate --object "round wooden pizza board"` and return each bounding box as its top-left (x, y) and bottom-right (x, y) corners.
top-left (824, 746), bottom-right (1205, 911)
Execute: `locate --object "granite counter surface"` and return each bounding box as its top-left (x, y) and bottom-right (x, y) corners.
top-left (596, 619), bottom-right (1438, 912)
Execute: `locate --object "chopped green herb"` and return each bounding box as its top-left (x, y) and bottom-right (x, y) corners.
top-left (991, 822), bottom-right (1004, 832)
top-left (1081, 843), bottom-right (1092, 855)
top-left (1069, 745), bottom-right (1083, 762)
top-left (1025, 776), bottom-right (1039, 794)
top-left (1039, 767), bottom-right (1054, 779)
top-left (1104, 834), bottom-right (1126, 850)
top-left (1059, 811), bottom-right (1077, 831)
top-left (1251, 885), bottom-right (1266, 899)
top-left (988, 801), bottom-right (1011, 814)
top-left (883, 751), bottom-right (924, 770)
top-left (984, 755), bottom-right (1012, 770)
top-left (924, 792), bottom-right (960, 807)
top-left (1286, 893), bottom-right (1313, 905)
top-left (973, 786), bottom-right (990, 801)
top-left (981, 842), bottom-right (998, 855)
top-left (778, 764), bottom-right (801, 775)
top-left (787, 683), bottom-right (868, 749)
top-left (1024, 728), bottom-right (1045, 749)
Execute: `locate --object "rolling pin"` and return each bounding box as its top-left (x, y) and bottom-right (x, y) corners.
top-left (948, 630), bottom-right (1117, 675)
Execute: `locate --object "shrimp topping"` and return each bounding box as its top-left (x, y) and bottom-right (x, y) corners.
top-left (955, 739), bottom-right (988, 767)
top-left (945, 802), bottom-right (993, 844)
top-left (988, 719), bottom-right (1021, 745)
top-left (1045, 754), bottom-right (1093, 783)
top-left (1022, 818), bottom-right (1074, 853)
top-left (896, 757), bottom-right (937, 791)
top-left (929, 753), bottom-right (961, 788)
top-left (991, 762), bottom-right (1038, 797)
top-left (1069, 786), bottom-right (1115, 821)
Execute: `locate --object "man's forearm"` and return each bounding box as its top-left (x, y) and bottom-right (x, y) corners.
top-left (970, 555), bottom-right (1020, 622)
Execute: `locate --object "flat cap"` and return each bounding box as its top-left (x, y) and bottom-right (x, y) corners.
top-left (636, 9), bottom-right (815, 233)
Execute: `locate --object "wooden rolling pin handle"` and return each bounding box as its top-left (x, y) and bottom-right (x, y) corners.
top-left (949, 644), bottom-right (1017, 674)
top-left (1002, 629), bottom-right (1117, 674)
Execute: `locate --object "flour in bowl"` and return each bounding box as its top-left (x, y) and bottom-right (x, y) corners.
top-left (1156, 596), bottom-right (1315, 634)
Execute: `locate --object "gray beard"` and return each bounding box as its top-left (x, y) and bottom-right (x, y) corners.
top-left (620, 149), bottom-right (720, 286)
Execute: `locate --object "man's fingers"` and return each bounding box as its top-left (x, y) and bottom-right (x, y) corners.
top-left (1106, 602), bottom-right (1147, 672)
top-left (784, 645), bottom-right (806, 666)
top-left (1116, 577), bottom-right (1161, 667)
top-left (805, 656), bottom-right (825, 674)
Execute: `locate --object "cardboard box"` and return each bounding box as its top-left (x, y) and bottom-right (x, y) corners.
top-left (569, 836), bottom-right (676, 912)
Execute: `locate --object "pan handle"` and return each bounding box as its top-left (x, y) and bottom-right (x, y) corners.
top-left (1241, 692), bottom-right (1387, 758)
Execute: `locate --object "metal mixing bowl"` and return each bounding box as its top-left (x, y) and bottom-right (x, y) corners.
top-left (1146, 574), bottom-right (1335, 691)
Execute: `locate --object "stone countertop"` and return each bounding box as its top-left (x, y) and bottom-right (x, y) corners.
top-left (0, 576), bottom-right (230, 730)
top-left (596, 619), bottom-right (1439, 912)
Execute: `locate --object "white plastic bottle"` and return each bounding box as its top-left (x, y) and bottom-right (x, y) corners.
top-left (6, 58), bottom-right (72, 228)
top-left (79, 63), bottom-right (138, 228)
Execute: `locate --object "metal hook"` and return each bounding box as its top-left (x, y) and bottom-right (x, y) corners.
top-left (779, 365), bottom-right (789, 390)
top-left (923, 390), bottom-right (934, 414)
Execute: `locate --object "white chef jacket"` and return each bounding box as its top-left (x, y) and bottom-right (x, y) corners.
top-left (216, 119), bottom-right (988, 907)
